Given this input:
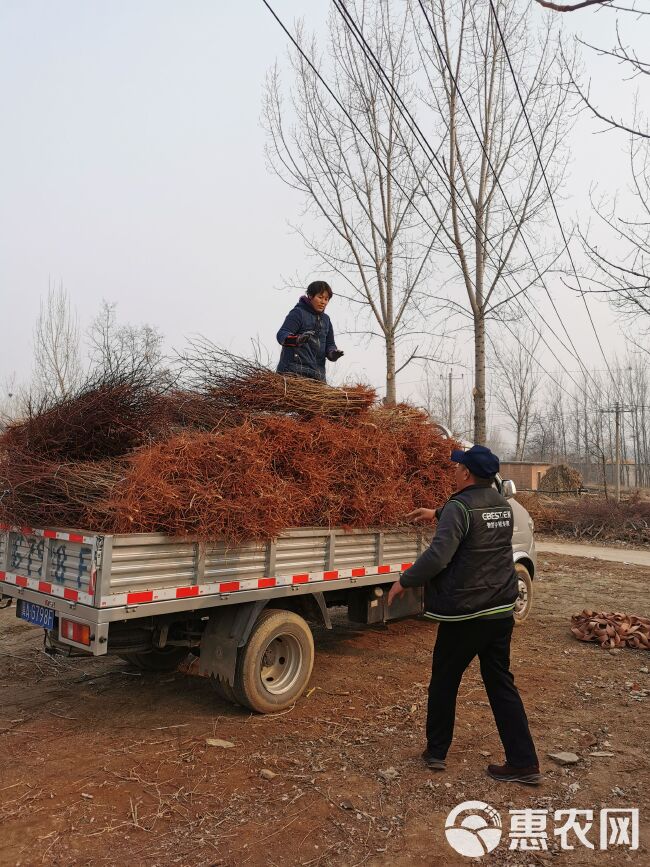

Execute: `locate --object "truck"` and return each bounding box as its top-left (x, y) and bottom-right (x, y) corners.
top-left (0, 477), bottom-right (535, 714)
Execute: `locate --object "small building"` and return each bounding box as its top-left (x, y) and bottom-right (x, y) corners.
top-left (499, 461), bottom-right (552, 492)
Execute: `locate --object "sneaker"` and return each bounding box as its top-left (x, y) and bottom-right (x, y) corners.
top-left (421, 749), bottom-right (446, 770)
top-left (487, 762), bottom-right (542, 785)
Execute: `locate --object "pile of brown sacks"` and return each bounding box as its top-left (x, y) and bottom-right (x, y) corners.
top-left (571, 610), bottom-right (650, 650)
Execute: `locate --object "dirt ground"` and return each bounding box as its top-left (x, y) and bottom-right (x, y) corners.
top-left (1, 552), bottom-right (648, 867)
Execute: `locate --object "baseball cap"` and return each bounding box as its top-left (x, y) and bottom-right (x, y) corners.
top-left (450, 445), bottom-right (500, 478)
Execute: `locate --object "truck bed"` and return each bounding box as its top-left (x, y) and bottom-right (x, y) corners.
top-left (0, 521), bottom-right (425, 619)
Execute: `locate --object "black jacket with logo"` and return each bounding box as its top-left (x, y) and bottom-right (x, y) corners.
top-left (399, 485), bottom-right (518, 621)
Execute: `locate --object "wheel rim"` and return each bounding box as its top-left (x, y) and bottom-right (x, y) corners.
top-left (514, 576), bottom-right (528, 616)
top-left (259, 633), bottom-right (303, 695)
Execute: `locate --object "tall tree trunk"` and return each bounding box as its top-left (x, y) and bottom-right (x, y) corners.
top-left (473, 313), bottom-right (486, 444)
top-left (385, 331), bottom-right (396, 405)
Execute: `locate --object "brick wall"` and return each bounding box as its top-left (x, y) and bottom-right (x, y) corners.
top-left (500, 463), bottom-right (551, 491)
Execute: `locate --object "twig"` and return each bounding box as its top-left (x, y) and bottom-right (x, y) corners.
top-left (47, 710), bottom-right (78, 721)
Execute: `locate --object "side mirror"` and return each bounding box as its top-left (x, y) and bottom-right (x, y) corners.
top-left (501, 479), bottom-right (517, 499)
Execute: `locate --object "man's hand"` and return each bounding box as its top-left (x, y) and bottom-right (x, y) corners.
top-left (387, 580), bottom-right (405, 607)
top-left (406, 507), bottom-right (436, 523)
top-left (327, 349), bottom-right (344, 361)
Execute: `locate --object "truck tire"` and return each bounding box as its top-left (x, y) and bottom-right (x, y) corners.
top-left (119, 648), bottom-right (187, 671)
top-left (233, 609), bottom-right (314, 713)
top-left (513, 563), bottom-right (533, 625)
top-left (211, 676), bottom-right (239, 706)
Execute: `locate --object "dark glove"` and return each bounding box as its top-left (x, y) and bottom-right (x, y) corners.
top-left (284, 330), bottom-right (315, 348)
top-left (297, 330), bottom-right (315, 346)
top-left (327, 349), bottom-right (344, 362)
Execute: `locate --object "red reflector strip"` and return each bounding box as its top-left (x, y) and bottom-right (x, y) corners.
top-left (39, 581), bottom-right (52, 593)
top-left (63, 588), bottom-right (79, 601)
top-left (219, 581), bottom-right (240, 593)
top-left (127, 591), bottom-right (153, 604)
top-left (61, 619), bottom-right (91, 645)
top-left (16, 576), bottom-right (28, 587)
top-left (176, 586), bottom-right (199, 598)
top-left (258, 578), bottom-right (276, 589)
top-left (44, 530), bottom-right (57, 539)
top-left (351, 568), bottom-right (366, 577)
top-left (401, 562), bottom-right (413, 571)
top-left (20, 526), bottom-right (32, 535)
top-left (68, 533), bottom-right (83, 544)
top-left (378, 565), bottom-right (391, 574)
top-left (0, 571), bottom-right (6, 581)
top-left (292, 574), bottom-right (309, 584)
top-left (323, 570), bottom-right (339, 581)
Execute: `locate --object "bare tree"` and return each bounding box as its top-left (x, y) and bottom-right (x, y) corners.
top-left (491, 326), bottom-right (543, 460)
top-left (33, 282), bottom-right (81, 400)
top-left (581, 140), bottom-right (650, 345)
top-left (263, 1), bottom-right (444, 403)
top-left (88, 301), bottom-right (164, 375)
top-left (0, 373), bottom-right (19, 428)
top-left (418, 358), bottom-right (471, 438)
top-left (540, 0), bottom-right (650, 139)
top-left (534, 1), bottom-right (620, 12)
top-left (412, 0), bottom-right (572, 442)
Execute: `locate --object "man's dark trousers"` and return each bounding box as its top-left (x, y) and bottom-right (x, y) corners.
top-left (426, 617), bottom-right (538, 767)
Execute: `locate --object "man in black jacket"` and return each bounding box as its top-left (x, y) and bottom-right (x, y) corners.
top-left (388, 445), bottom-right (540, 785)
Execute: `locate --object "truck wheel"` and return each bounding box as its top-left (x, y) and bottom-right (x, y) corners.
top-left (119, 648), bottom-right (187, 671)
top-left (513, 563), bottom-right (533, 625)
top-left (234, 609), bottom-right (314, 713)
top-left (211, 676), bottom-right (239, 706)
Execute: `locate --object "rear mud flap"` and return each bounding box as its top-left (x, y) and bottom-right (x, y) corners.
top-left (199, 601), bottom-right (267, 685)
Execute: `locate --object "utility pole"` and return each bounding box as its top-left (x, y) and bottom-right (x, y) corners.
top-left (601, 404), bottom-right (633, 502)
top-left (614, 403), bottom-right (621, 504)
top-left (441, 372), bottom-right (464, 433)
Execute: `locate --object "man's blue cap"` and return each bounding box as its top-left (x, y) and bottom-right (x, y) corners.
top-left (451, 445), bottom-right (500, 478)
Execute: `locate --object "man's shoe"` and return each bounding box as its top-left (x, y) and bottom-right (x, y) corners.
top-left (421, 749), bottom-right (446, 770)
top-left (487, 762), bottom-right (542, 785)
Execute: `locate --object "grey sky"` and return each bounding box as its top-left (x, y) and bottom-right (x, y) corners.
top-left (0, 1), bottom-right (647, 410)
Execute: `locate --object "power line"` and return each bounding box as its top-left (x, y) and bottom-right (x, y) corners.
top-left (487, 0), bottom-right (616, 386)
top-left (414, 0), bottom-right (603, 396)
top-left (486, 323), bottom-right (577, 401)
top-left (331, 0), bottom-right (596, 395)
top-left (263, 0), bottom-right (606, 401)
top-left (259, 0), bottom-right (448, 273)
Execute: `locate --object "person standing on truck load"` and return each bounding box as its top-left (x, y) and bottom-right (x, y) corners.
top-left (276, 281), bottom-right (343, 382)
top-left (387, 445), bottom-right (541, 785)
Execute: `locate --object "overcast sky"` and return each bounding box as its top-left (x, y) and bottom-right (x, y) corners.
top-left (1, 1), bottom-right (647, 418)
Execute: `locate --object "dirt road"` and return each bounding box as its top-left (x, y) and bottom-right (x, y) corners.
top-left (1, 552), bottom-right (648, 866)
top-left (536, 539), bottom-right (650, 567)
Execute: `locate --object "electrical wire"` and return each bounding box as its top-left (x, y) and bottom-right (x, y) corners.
top-left (330, 0), bottom-right (596, 395)
top-left (415, 0), bottom-right (604, 395)
top-left (263, 0), bottom-right (606, 402)
top-left (487, 0), bottom-right (616, 386)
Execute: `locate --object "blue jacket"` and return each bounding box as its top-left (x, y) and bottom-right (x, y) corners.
top-left (276, 297), bottom-right (338, 382)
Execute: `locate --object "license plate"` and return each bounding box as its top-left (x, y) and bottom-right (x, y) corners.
top-left (17, 599), bottom-right (55, 630)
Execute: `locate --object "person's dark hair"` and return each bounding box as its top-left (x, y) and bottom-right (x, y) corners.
top-left (306, 280), bottom-right (333, 299)
top-left (471, 475), bottom-right (496, 487)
